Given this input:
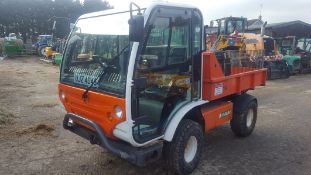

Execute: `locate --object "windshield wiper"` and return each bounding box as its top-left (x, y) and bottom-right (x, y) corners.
top-left (81, 44), bottom-right (129, 101)
top-left (113, 44), bottom-right (130, 59)
top-left (82, 62), bottom-right (108, 102)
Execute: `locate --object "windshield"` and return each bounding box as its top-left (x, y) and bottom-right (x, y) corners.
top-left (281, 39), bottom-right (293, 47)
top-left (218, 19), bottom-right (244, 35)
top-left (297, 38), bottom-right (311, 52)
top-left (227, 19), bottom-right (244, 34)
top-left (60, 11), bottom-right (132, 96)
top-left (219, 19), bottom-right (226, 35)
top-left (38, 36), bottom-right (52, 42)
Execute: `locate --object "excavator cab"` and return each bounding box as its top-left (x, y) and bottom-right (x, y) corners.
top-left (207, 17), bottom-right (247, 51)
top-left (217, 17), bottom-right (246, 35)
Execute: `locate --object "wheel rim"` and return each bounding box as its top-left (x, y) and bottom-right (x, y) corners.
top-left (184, 136), bottom-right (198, 163)
top-left (41, 48), bottom-right (46, 56)
top-left (246, 109), bottom-right (254, 128)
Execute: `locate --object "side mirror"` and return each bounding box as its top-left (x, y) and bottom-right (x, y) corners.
top-left (129, 15), bottom-right (144, 42)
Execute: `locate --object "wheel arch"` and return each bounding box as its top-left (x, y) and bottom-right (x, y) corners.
top-left (232, 93), bottom-right (257, 114)
top-left (163, 100), bottom-right (207, 142)
top-left (183, 107), bottom-right (205, 131)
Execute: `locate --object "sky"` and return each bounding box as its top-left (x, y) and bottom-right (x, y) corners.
top-left (106, 0), bottom-right (311, 25)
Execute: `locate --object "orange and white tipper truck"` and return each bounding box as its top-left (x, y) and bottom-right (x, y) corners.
top-left (59, 2), bottom-right (266, 174)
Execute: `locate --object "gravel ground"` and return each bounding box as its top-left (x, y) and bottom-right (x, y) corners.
top-left (0, 56), bottom-right (310, 175)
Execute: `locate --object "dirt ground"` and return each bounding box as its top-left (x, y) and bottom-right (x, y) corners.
top-left (0, 56), bottom-right (311, 175)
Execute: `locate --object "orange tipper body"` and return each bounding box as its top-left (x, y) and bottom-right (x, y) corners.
top-left (202, 52), bottom-right (267, 101)
top-left (58, 84), bottom-right (125, 139)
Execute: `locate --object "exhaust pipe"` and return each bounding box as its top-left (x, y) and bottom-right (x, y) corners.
top-left (261, 21), bottom-right (267, 36)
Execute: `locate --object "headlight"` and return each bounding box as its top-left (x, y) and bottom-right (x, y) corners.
top-left (115, 106), bottom-right (123, 118)
top-left (60, 91), bottom-right (65, 100)
top-left (68, 118), bottom-right (74, 126)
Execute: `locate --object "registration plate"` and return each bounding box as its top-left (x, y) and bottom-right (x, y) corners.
top-left (74, 74), bottom-right (99, 86)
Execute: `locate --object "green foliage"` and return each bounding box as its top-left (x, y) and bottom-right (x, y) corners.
top-left (0, 0), bottom-right (112, 41)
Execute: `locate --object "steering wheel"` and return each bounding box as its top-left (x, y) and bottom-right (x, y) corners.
top-left (91, 55), bottom-right (112, 68)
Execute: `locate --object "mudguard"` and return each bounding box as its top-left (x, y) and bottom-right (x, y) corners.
top-left (232, 93), bottom-right (257, 114)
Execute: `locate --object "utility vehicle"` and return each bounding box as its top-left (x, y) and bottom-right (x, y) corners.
top-left (40, 17), bottom-right (70, 63)
top-left (32, 35), bottom-right (53, 56)
top-left (276, 36), bottom-right (311, 74)
top-left (59, 2), bottom-right (266, 174)
top-left (0, 33), bottom-right (24, 57)
top-left (277, 36), bottom-right (301, 74)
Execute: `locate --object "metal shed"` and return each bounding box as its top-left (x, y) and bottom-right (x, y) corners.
top-left (247, 20), bottom-right (311, 38)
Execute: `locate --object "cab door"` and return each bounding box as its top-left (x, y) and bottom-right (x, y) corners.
top-left (131, 7), bottom-right (203, 143)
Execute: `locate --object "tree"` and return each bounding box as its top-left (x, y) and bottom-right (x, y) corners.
top-left (0, 0), bottom-right (112, 41)
top-left (83, 0), bottom-right (112, 13)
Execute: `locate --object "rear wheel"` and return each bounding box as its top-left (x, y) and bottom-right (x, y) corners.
top-left (164, 119), bottom-right (204, 175)
top-left (38, 46), bottom-right (46, 57)
top-left (230, 100), bottom-right (257, 137)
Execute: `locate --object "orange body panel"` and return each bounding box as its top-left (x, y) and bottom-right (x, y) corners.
top-left (201, 101), bottom-right (233, 132)
top-left (58, 84), bottom-right (126, 139)
top-left (202, 52), bottom-right (267, 101)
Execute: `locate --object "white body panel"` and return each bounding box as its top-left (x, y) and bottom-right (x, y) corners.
top-left (163, 100), bottom-right (207, 141)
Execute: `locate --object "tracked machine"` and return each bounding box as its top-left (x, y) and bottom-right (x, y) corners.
top-left (59, 3), bottom-right (267, 174)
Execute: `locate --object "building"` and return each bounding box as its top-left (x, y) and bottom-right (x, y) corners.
top-left (247, 20), bottom-right (311, 38)
top-left (247, 15), bottom-right (265, 31)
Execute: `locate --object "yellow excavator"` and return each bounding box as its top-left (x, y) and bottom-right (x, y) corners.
top-left (206, 17), bottom-right (291, 79)
top-left (206, 17), bottom-right (265, 75)
top-left (206, 17), bottom-right (264, 56)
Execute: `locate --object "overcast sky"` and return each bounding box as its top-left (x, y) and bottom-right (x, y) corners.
top-left (107, 0), bottom-right (311, 24)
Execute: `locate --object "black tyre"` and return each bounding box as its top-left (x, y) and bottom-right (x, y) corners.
top-left (37, 46), bottom-right (46, 57)
top-left (164, 119), bottom-right (204, 175)
top-left (230, 100), bottom-right (257, 137)
top-left (281, 61), bottom-right (290, 79)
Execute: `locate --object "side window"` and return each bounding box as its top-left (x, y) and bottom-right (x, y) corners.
top-left (140, 13), bottom-right (191, 70)
top-left (192, 10), bottom-right (202, 99)
top-left (168, 18), bottom-right (190, 65)
top-left (227, 21), bottom-right (234, 34)
top-left (141, 17), bottom-right (170, 68)
top-left (297, 39), bottom-right (305, 50)
top-left (219, 20), bottom-right (226, 35)
top-left (192, 11), bottom-right (201, 55)
top-left (147, 18), bottom-right (170, 47)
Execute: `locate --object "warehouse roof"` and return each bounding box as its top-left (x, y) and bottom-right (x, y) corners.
top-left (248, 20), bottom-right (311, 38)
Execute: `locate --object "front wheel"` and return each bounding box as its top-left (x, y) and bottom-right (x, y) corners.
top-left (164, 119), bottom-right (204, 175)
top-left (230, 100), bottom-right (257, 137)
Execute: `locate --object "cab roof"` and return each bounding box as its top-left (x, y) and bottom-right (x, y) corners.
top-left (79, 2), bottom-right (199, 19)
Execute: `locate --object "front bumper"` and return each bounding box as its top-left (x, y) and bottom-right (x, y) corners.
top-left (63, 113), bottom-right (163, 166)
